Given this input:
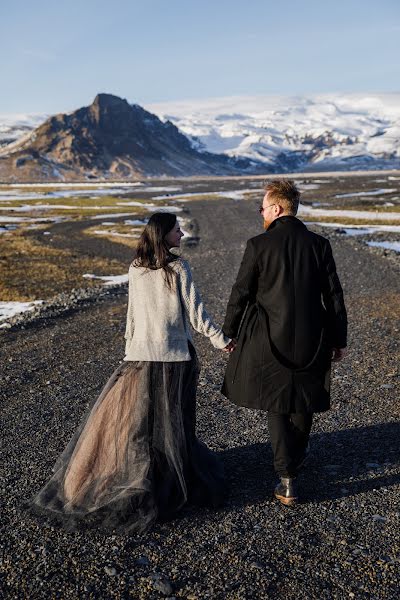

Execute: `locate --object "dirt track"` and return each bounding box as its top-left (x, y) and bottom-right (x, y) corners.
top-left (1, 197), bottom-right (399, 599)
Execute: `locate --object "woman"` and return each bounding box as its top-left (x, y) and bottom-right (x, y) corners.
top-left (32, 212), bottom-right (233, 533)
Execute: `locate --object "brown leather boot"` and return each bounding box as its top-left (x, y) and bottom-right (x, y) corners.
top-left (274, 477), bottom-right (298, 506)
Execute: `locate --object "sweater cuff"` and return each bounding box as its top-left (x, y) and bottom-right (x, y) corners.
top-left (209, 330), bottom-right (231, 349)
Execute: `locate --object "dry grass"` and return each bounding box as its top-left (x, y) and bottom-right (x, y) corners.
top-left (84, 223), bottom-right (142, 250)
top-left (304, 216), bottom-right (400, 226)
top-left (0, 229), bottom-right (127, 301)
top-left (0, 195), bottom-right (150, 208)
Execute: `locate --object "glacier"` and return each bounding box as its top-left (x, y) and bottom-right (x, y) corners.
top-left (148, 93), bottom-right (400, 171)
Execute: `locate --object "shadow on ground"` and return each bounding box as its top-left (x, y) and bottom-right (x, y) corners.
top-left (220, 421), bottom-right (400, 506)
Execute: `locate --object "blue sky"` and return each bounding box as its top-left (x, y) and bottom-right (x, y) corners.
top-left (1, 0), bottom-right (399, 113)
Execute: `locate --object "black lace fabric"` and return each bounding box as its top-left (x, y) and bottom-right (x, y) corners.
top-left (32, 345), bottom-right (225, 533)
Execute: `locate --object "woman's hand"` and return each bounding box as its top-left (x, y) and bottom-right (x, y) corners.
top-left (222, 339), bottom-right (237, 353)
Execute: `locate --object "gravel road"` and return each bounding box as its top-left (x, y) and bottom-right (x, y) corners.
top-left (1, 198), bottom-right (399, 599)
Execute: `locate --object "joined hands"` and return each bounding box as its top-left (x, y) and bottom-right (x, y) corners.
top-left (222, 339), bottom-right (237, 353)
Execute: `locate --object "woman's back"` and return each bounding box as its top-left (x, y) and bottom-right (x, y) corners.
top-left (125, 257), bottom-right (229, 362)
top-left (125, 259), bottom-right (191, 362)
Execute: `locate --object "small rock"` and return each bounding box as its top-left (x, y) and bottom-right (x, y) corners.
top-left (372, 515), bottom-right (386, 522)
top-left (380, 384), bottom-right (394, 389)
top-left (149, 574), bottom-right (173, 595)
top-left (366, 462), bottom-right (380, 469)
top-left (135, 556), bottom-right (151, 566)
top-left (327, 515), bottom-right (339, 523)
top-left (104, 566), bottom-right (117, 576)
top-left (378, 555), bottom-right (392, 563)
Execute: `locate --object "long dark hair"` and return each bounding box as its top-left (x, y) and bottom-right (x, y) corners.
top-left (134, 212), bottom-right (178, 288)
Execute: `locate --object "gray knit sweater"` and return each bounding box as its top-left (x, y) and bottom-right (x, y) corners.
top-left (124, 258), bottom-right (230, 361)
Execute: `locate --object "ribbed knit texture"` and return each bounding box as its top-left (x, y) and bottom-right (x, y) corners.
top-left (124, 258), bottom-right (230, 361)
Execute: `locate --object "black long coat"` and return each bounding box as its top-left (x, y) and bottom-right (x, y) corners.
top-left (222, 216), bottom-right (347, 413)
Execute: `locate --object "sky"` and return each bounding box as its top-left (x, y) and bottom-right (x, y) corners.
top-left (1, 0), bottom-right (400, 114)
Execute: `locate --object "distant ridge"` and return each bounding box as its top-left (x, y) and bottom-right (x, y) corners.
top-left (0, 94), bottom-right (261, 182)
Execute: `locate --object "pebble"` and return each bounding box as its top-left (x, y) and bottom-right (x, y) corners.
top-left (135, 556), bottom-right (151, 566)
top-left (149, 574), bottom-right (173, 595)
top-left (250, 560), bottom-right (264, 570)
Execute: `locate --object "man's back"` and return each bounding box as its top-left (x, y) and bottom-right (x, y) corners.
top-left (251, 216), bottom-right (345, 367)
top-left (223, 216), bottom-right (347, 370)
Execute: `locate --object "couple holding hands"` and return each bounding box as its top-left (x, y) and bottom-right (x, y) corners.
top-left (33, 179), bottom-right (347, 533)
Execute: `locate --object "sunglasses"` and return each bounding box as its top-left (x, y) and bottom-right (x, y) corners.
top-left (258, 203), bottom-right (276, 214)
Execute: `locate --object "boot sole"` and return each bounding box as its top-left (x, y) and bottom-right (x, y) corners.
top-left (275, 493), bottom-right (298, 506)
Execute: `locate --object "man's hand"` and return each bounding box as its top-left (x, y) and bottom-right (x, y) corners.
top-left (222, 339), bottom-right (237, 353)
top-left (332, 347), bottom-right (347, 362)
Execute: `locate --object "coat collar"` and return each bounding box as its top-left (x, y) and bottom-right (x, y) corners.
top-left (266, 215), bottom-right (306, 232)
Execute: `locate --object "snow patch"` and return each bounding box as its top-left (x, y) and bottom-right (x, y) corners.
top-left (116, 201), bottom-right (182, 212)
top-left (92, 229), bottom-right (141, 238)
top-left (0, 300), bottom-right (43, 322)
top-left (0, 215), bottom-right (64, 223)
top-left (335, 188), bottom-right (397, 198)
top-left (82, 273), bottom-right (129, 286)
top-left (298, 204), bottom-right (400, 221)
top-left (367, 240), bottom-right (400, 252)
top-left (306, 222), bottom-right (400, 234)
top-left (124, 219), bottom-right (148, 226)
top-left (153, 189), bottom-right (258, 201)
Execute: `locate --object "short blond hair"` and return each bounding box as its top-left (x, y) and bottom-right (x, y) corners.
top-left (264, 179), bottom-right (300, 215)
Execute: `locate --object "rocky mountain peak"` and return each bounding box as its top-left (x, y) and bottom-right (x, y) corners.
top-left (87, 93), bottom-right (135, 130)
top-left (0, 94), bottom-right (254, 181)
top-left (92, 93), bottom-right (129, 109)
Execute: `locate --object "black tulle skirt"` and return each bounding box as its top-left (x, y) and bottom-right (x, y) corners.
top-left (31, 344), bottom-right (225, 534)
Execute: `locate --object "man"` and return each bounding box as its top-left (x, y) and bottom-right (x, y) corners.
top-left (222, 179), bottom-right (347, 505)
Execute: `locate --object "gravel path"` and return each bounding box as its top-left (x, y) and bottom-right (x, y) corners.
top-left (1, 198), bottom-right (399, 599)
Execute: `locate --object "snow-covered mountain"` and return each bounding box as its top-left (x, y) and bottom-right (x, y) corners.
top-left (147, 94), bottom-right (400, 171)
top-left (0, 113), bottom-right (47, 149)
top-left (1, 94), bottom-right (400, 174)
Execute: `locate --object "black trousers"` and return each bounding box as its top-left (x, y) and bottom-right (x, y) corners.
top-left (268, 413), bottom-right (313, 478)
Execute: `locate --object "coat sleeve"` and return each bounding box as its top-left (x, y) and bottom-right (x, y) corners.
top-left (178, 260), bottom-right (231, 349)
top-left (223, 239), bottom-right (259, 338)
top-left (124, 266), bottom-right (135, 353)
top-left (321, 240), bottom-right (347, 348)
